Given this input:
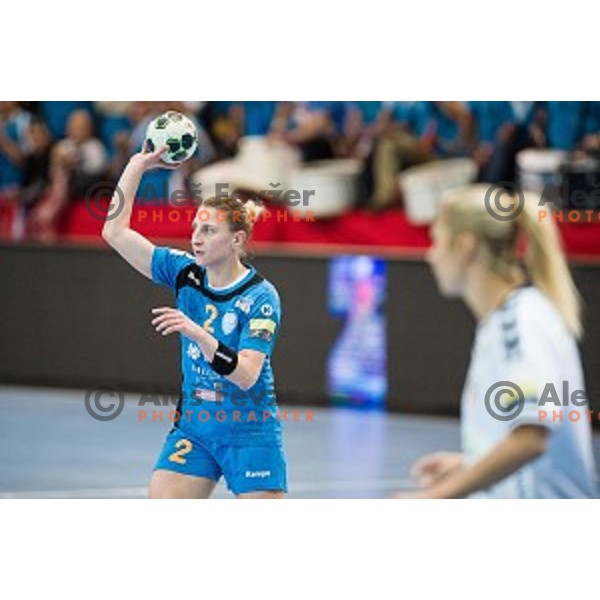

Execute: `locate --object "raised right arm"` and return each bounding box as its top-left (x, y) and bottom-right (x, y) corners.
top-left (102, 146), bottom-right (173, 279)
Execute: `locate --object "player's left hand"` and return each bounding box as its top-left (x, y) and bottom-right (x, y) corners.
top-left (151, 307), bottom-right (203, 338)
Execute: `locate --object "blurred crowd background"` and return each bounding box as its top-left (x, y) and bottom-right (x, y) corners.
top-left (1, 100), bottom-right (600, 241)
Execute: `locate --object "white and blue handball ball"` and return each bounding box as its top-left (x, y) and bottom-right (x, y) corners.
top-left (144, 111), bottom-right (198, 164)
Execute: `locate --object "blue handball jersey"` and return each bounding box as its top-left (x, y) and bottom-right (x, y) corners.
top-left (151, 247), bottom-right (283, 444)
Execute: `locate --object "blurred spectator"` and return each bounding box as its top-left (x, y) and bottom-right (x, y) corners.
top-left (579, 101), bottom-right (600, 153)
top-left (484, 101), bottom-right (541, 183)
top-left (469, 101), bottom-right (517, 182)
top-left (359, 101), bottom-right (475, 210)
top-left (425, 101), bottom-right (474, 157)
top-left (190, 102), bottom-right (299, 200)
top-left (352, 102), bottom-right (385, 129)
top-left (201, 101), bottom-right (239, 158)
top-left (93, 101), bottom-right (133, 157)
top-left (281, 101), bottom-right (350, 161)
top-left (38, 101), bottom-right (94, 139)
top-left (510, 101), bottom-right (537, 129)
top-left (346, 101), bottom-right (385, 159)
top-left (534, 101), bottom-right (596, 151)
top-left (21, 118), bottom-right (54, 208)
top-left (6, 118), bottom-right (55, 240)
top-left (509, 101), bottom-right (540, 146)
top-left (0, 101), bottom-right (32, 201)
top-left (230, 101), bottom-right (286, 138)
top-left (29, 110), bottom-right (107, 239)
top-left (359, 101), bottom-right (435, 210)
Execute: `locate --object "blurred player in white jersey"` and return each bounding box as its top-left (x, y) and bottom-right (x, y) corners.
top-left (397, 185), bottom-right (597, 499)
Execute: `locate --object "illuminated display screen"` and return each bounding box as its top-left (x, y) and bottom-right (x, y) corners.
top-left (327, 255), bottom-right (387, 408)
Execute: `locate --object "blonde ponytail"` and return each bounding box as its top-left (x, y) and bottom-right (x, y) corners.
top-left (440, 185), bottom-right (583, 340)
top-left (518, 197), bottom-right (582, 339)
top-left (243, 199), bottom-right (264, 223)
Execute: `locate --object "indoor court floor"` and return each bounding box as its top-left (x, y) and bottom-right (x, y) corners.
top-left (1, 385), bottom-right (599, 499)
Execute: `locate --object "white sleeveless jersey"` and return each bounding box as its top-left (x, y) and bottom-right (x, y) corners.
top-left (462, 286), bottom-right (597, 498)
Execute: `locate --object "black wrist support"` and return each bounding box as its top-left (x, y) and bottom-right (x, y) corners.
top-left (210, 342), bottom-right (239, 376)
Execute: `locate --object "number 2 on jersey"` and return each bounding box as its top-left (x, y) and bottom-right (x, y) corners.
top-left (203, 304), bottom-right (218, 334)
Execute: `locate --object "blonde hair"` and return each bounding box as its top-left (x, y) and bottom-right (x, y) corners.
top-left (439, 184), bottom-right (582, 339)
top-left (199, 196), bottom-right (263, 254)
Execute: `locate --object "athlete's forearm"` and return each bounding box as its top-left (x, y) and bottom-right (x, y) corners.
top-left (224, 352), bottom-right (263, 391)
top-left (426, 426), bottom-right (547, 499)
top-left (189, 326), bottom-right (218, 363)
top-left (189, 327), bottom-right (261, 391)
top-left (103, 160), bottom-right (144, 239)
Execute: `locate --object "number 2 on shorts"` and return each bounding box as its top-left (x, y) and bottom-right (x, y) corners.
top-left (168, 439), bottom-right (193, 465)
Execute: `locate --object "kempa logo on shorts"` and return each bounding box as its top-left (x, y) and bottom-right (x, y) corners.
top-left (245, 470), bottom-right (271, 479)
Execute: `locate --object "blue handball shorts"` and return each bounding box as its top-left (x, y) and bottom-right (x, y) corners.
top-left (154, 427), bottom-right (288, 495)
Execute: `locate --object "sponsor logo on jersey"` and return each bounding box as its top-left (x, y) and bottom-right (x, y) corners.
top-left (221, 311), bottom-right (238, 335)
top-left (249, 318), bottom-right (276, 342)
top-left (187, 271), bottom-right (201, 286)
top-left (260, 304), bottom-right (274, 317)
top-left (192, 365), bottom-right (214, 377)
top-left (235, 297), bottom-right (254, 314)
top-left (249, 319), bottom-right (276, 333)
top-left (193, 388), bottom-right (224, 403)
top-left (186, 342), bottom-right (201, 360)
